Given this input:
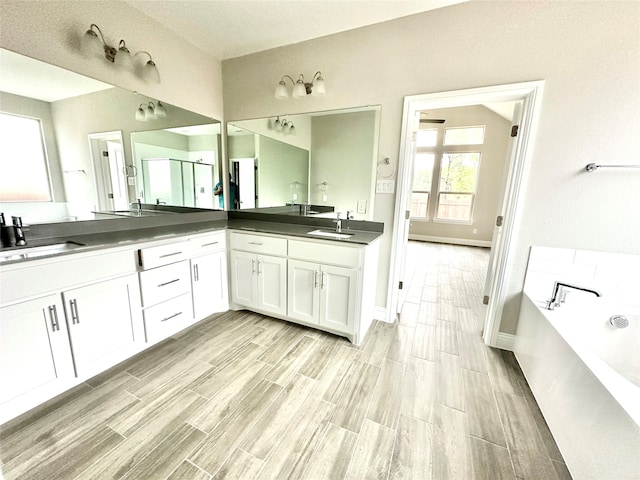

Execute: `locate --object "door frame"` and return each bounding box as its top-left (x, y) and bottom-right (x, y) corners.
top-left (387, 81), bottom-right (545, 348)
top-left (87, 130), bottom-right (127, 211)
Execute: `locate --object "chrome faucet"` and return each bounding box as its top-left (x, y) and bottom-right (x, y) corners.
top-left (132, 198), bottom-right (143, 215)
top-left (11, 216), bottom-right (27, 246)
top-left (545, 281), bottom-right (602, 310)
top-left (334, 212), bottom-right (342, 232)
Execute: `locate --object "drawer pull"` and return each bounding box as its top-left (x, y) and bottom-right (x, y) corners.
top-left (70, 299), bottom-right (80, 324)
top-left (248, 242), bottom-right (263, 246)
top-left (162, 311), bottom-right (182, 322)
top-left (158, 278), bottom-right (180, 287)
top-left (201, 241), bottom-right (219, 247)
top-left (159, 251), bottom-right (182, 259)
top-left (48, 305), bottom-right (60, 331)
top-left (314, 270), bottom-right (319, 288)
top-left (194, 264), bottom-right (199, 282)
top-left (251, 259), bottom-right (257, 275)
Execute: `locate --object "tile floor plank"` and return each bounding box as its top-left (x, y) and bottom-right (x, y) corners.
top-left (469, 435), bottom-right (516, 480)
top-left (167, 460), bottom-right (213, 480)
top-left (462, 368), bottom-right (507, 446)
top-left (344, 419), bottom-right (396, 480)
top-left (331, 362), bottom-right (381, 433)
top-left (211, 448), bottom-right (264, 480)
top-left (389, 415), bottom-right (432, 480)
top-left (366, 358), bottom-right (405, 429)
top-left (432, 403), bottom-right (473, 480)
top-left (300, 422), bottom-right (358, 480)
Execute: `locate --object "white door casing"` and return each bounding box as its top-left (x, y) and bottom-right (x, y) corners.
top-left (388, 81), bottom-right (545, 348)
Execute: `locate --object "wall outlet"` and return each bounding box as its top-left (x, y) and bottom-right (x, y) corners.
top-left (293, 193), bottom-right (298, 201)
top-left (357, 200), bottom-right (367, 214)
top-left (322, 194), bottom-right (328, 202)
top-left (473, 228), bottom-right (478, 235)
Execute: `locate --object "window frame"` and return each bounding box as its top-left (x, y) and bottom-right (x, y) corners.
top-left (442, 125), bottom-right (486, 146)
top-left (433, 150), bottom-right (482, 224)
top-left (0, 111), bottom-right (53, 203)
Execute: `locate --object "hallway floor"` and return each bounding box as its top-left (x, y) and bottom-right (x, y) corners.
top-left (0, 242), bottom-right (571, 479)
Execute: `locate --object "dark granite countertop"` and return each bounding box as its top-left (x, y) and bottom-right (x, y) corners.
top-left (0, 209), bottom-right (383, 267)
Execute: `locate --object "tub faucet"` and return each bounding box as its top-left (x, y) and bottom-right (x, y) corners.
top-left (545, 281), bottom-right (602, 310)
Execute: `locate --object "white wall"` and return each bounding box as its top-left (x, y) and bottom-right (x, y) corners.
top-left (0, 0), bottom-right (223, 120)
top-left (222, 1), bottom-right (640, 333)
top-left (257, 136), bottom-right (309, 207)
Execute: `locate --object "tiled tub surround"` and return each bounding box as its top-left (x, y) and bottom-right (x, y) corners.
top-left (515, 246), bottom-right (640, 480)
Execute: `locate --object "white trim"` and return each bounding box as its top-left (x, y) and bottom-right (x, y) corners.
top-left (373, 306), bottom-right (389, 322)
top-left (408, 234), bottom-right (491, 248)
top-left (387, 81), bottom-right (545, 345)
top-left (496, 332), bottom-right (516, 351)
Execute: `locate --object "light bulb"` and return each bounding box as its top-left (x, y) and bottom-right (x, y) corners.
top-left (275, 80), bottom-right (288, 99)
top-left (312, 75), bottom-right (326, 96)
top-left (292, 77), bottom-right (306, 98)
top-left (81, 28), bottom-right (102, 58)
top-left (154, 101), bottom-right (167, 118)
top-left (135, 105), bottom-right (147, 121)
top-left (142, 59), bottom-right (160, 83)
top-left (145, 103), bottom-right (156, 120)
top-left (114, 41), bottom-right (134, 70)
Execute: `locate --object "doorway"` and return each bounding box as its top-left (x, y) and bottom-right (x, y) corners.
top-left (388, 81), bottom-right (544, 348)
top-left (87, 131), bottom-right (128, 211)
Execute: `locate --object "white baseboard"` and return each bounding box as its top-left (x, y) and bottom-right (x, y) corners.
top-left (408, 234), bottom-right (492, 248)
top-left (495, 332), bottom-right (516, 351)
top-left (373, 306), bottom-right (390, 322)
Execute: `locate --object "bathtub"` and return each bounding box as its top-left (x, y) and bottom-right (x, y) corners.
top-left (515, 292), bottom-right (640, 480)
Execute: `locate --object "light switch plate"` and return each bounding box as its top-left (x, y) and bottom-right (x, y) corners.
top-left (322, 194), bottom-right (328, 202)
top-left (357, 200), bottom-right (367, 214)
top-left (128, 177), bottom-right (136, 185)
top-left (376, 179), bottom-right (394, 193)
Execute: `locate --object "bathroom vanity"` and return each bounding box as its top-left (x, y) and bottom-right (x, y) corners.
top-left (0, 211), bottom-right (382, 424)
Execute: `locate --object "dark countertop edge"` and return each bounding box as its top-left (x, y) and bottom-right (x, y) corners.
top-left (228, 210), bottom-right (384, 233)
top-left (1, 212), bottom-right (383, 266)
top-left (227, 219), bottom-right (382, 245)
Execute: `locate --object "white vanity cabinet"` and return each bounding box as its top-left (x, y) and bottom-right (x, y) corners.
top-left (288, 260), bottom-right (357, 335)
top-left (0, 248), bottom-right (143, 424)
top-left (229, 230), bottom-right (380, 345)
top-left (0, 294), bottom-right (74, 407)
top-left (138, 245), bottom-right (193, 344)
top-left (62, 274), bottom-right (142, 378)
top-left (187, 232), bottom-right (228, 321)
top-left (229, 232), bottom-right (287, 317)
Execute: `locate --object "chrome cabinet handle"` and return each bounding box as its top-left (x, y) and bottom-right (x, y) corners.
top-left (251, 259), bottom-right (256, 274)
top-left (161, 311), bottom-right (182, 322)
top-left (314, 270), bottom-right (319, 288)
top-left (320, 272), bottom-right (326, 290)
top-left (70, 299), bottom-right (80, 324)
top-left (193, 264), bottom-right (199, 282)
top-left (158, 278), bottom-right (179, 287)
top-left (248, 241), bottom-right (263, 245)
top-left (201, 241), bottom-right (219, 247)
top-left (257, 260), bottom-right (262, 275)
top-left (159, 251), bottom-right (182, 259)
top-left (48, 305), bottom-right (60, 331)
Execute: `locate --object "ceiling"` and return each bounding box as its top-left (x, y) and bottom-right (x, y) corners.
top-left (125, 0), bottom-right (467, 60)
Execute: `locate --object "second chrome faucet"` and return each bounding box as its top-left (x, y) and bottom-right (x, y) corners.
top-left (545, 281), bottom-right (602, 310)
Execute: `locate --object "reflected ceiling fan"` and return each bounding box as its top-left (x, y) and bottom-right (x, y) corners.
top-left (419, 112), bottom-right (445, 124)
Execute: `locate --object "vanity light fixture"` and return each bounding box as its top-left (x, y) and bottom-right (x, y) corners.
top-left (275, 71), bottom-right (326, 99)
top-left (272, 116), bottom-right (296, 134)
top-left (135, 101), bottom-right (167, 121)
top-left (82, 24), bottom-right (160, 83)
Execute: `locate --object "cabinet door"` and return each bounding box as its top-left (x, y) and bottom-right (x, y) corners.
top-left (257, 255), bottom-right (287, 317)
top-left (0, 294), bottom-right (74, 406)
top-left (319, 265), bottom-right (358, 335)
top-left (287, 259), bottom-right (320, 324)
top-left (192, 251), bottom-right (229, 320)
top-left (63, 274), bottom-right (141, 378)
top-left (229, 250), bottom-right (257, 308)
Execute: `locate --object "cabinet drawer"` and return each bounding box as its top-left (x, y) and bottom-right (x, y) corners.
top-left (187, 231), bottom-right (226, 257)
top-left (288, 239), bottom-right (360, 268)
top-left (138, 241), bottom-right (189, 269)
top-left (143, 293), bottom-right (193, 343)
top-left (229, 232), bottom-right (287, 256)
top-left (139, 261), bottom-right (191, 307)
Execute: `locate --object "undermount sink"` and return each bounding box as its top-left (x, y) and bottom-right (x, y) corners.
top-left (307, 229), bottom-right (354, 240)
top-left (0, 241), bottom-right (85, 263)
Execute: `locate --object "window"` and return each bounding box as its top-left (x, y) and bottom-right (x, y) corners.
top-left (416, 128), bottom-right (438, 147)
top-left (443, 126), bottom-right (485, 146)
top-left (435, 152), bottom-right (480, 222)
top-left (410, 153), bottom-right (434, 219)
top-left (0, 112), bottom-right (52, 202)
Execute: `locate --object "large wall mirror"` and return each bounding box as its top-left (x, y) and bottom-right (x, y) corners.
top-left (0, 48), bottom-right (221, 224)
top-left (227, 105), bottom-right (380, 220)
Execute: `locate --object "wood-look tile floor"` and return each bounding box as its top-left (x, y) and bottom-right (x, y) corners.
top-left (0, 242), bottom-right (572, 480)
